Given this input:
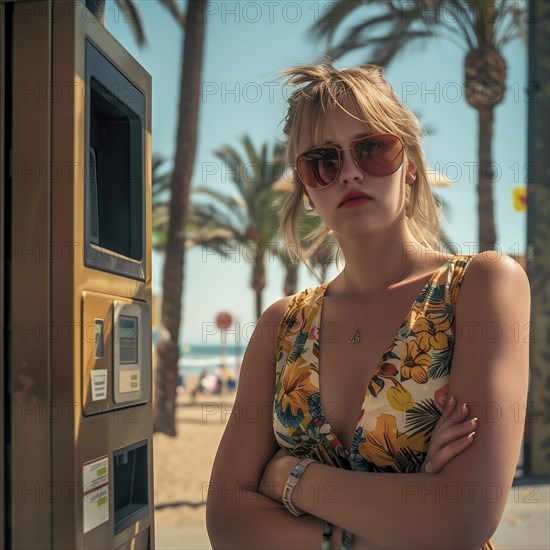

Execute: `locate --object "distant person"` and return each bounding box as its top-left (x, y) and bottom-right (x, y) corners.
top-left (215, 364), bottom-right (230, 393)
top-left (191, 369), bottom-right (221, 399)
top-left (226, 369), bottom-right (236, 392)
top-left (207, 63), bottom-right (529, 548)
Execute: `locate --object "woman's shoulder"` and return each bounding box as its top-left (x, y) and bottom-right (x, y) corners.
top-left (460, 251), bottom-right (528, 284)
top-left (455, 251), bottom-right (530, 309)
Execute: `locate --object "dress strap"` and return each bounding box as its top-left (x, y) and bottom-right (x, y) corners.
top-left (448, 254), bottom-right (477, 310)
top-left (275, 284), bottom-right (323, 354)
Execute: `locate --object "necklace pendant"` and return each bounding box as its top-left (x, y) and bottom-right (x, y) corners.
top-left (349, 329), bottom-right (361, 344)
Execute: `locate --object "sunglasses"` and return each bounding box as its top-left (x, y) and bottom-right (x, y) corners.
top-left (295, 133), bottom-right (404, 189)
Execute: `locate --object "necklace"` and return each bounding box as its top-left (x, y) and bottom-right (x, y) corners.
top-left (342, 261), bottom-right (412, 344)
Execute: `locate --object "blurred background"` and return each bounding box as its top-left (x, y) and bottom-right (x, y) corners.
top-left (100, 0), bottom-right (548, 548)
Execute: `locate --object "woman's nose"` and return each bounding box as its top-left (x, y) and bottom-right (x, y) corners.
top-left (337, 148), bottom-right (364, 184)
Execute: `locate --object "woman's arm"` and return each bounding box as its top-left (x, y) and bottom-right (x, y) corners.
top-left (206, 296), bottom-right (342, 549)
top-left (259, 252), bottom-right (531, 549)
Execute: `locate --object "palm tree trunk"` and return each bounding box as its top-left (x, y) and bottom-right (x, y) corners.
top-left (252, 256), bottom-right (265, 320)
top-left (477, 107), bottom-right (498, 252)
top-left (153, 0), bottom-right (206, 435)
top-left (284, 263), bottom-right (298, 296)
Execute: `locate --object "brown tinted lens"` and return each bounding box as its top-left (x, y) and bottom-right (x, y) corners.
top-left (354, 135), bottom-right (403, 176)
top-left (297, 147), bottom-right (341, 188)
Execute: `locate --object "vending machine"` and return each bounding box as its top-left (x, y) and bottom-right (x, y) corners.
top-left (1, 0), bottom-right (154, 547)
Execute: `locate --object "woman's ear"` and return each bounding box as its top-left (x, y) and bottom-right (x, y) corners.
top-left (405, 164), bottom-right (417, 185)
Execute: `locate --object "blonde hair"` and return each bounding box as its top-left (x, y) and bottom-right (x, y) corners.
top-left (277, 62), bottom-right (446, 281)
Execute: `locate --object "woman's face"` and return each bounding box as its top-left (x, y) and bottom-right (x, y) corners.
top-left (297, 102), bottom-right (413, 239)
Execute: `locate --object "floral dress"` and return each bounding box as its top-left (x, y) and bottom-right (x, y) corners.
top-left (273, 254), bottom-right (494, 549)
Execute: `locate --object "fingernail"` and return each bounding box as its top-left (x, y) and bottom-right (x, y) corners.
top-left (445, 395), bottom-right (456, 412)
top-left (462, 403), bottom-right (469, 415)
top-left (471, 417), bottom-right (478, 426)
top-left (424, 462), bottom-right (433, 473)
top-left (468, 431), bottom-right (476, 439)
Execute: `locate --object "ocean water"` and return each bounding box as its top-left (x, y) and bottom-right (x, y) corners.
top-left (177, 342), bottom-right (245, 375)
top-left (152, 330), bottom-right (245, 375)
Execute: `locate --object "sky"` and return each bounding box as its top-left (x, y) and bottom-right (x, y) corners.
top-left (105, 0), bottom-right (528, 345)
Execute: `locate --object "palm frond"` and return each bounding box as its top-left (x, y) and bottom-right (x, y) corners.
top-left (494, 0), bottom-right (526, 47)
top-left (368, 29), bottom-right (436, 66)
top-left (158, 0), bottom-right (186, 27)
top-left (447, 0), bottom-right (478, 48)
top-left (192, 186), bottom-right (250, 228)
top-left (311, 0), bottom-right (373, 44)
top-left (189, 201), bottom-right (246, 237)
top-left (333, 12), bottom-right (404, 49)
top-left (152, 155), bottom-right (172, 210)
top-left (241, 134), bottom-right (263, 177)
top-left (115, 0), bottom-right (146, 45)
top-left (214, 145), bottom-right (249, 201)
top-left (311, 0), bottom-right (527, 64)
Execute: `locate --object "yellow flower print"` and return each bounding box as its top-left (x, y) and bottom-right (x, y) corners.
top-left (412, 317), bottom-right (449, 352)
top-left (400, 341), bottom-right (430, 383)
top-left (357, 414), bottom-right (398, 467)
top-left (278, 362), bottom-right (318, 418)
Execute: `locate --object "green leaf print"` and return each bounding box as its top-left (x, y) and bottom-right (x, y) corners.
top-left (404, 398), bottom-right (441, 437)
top-left (428, 336), bottom-right (455, 379)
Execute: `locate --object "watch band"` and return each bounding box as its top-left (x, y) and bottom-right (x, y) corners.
top-left (282, 457), bottom-right (317, 517)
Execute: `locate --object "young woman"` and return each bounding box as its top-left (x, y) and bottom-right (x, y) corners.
top-left (206, 64), bottom-right (530, 549)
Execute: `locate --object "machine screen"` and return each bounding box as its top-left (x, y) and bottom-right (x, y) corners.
top-left (119, 315), bottom-right (138, 364)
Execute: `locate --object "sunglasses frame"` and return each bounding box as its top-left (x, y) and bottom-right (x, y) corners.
top-left (294, 133), bottom-right (405, 189)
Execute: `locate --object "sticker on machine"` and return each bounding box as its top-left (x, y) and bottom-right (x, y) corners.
top-left (83, 455), bottom-right (109, 534)
top-left (90, 369), bottom-right (108, 401)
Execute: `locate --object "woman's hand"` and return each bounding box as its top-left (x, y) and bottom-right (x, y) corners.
top-left (258, 448), bottom-right (300, 503)
top-left (421, 395), bottom-right (477, 474)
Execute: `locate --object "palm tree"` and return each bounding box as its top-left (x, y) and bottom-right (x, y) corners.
top-left (152, 0), bottom-right (207, 436)
top-left (312, 0), bottom-right (526, 252)
top-left (91, 0), bottom-right (207, 435)
top-left (189, 136), bottom-right (286, 319)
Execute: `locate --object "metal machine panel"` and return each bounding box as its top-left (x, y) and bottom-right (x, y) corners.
top-left (6, 1), bottom-right (155, 548)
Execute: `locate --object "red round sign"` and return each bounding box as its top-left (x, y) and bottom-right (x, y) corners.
top-left (215, 311), bottom-right (233, 331)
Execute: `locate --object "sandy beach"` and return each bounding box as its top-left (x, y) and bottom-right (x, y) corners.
top-left (152, 375), bottom-right (550, 550)
top-left (153, 374), bottom-right (235, 530)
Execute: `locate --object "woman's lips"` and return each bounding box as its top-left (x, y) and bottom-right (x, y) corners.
top-left (340, 197), bottom-right (373, 208)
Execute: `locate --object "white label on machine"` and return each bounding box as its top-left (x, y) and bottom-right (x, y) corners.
top-left (119, 369), bottom-right (140, 393)
top-left (83, 456), bottom-right (109, 534)
top-left (90, 369), bottom-right (108, 401)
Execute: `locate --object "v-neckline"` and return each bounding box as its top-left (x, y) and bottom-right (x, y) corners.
top-left (313, 255), bottom-right (456, 455)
